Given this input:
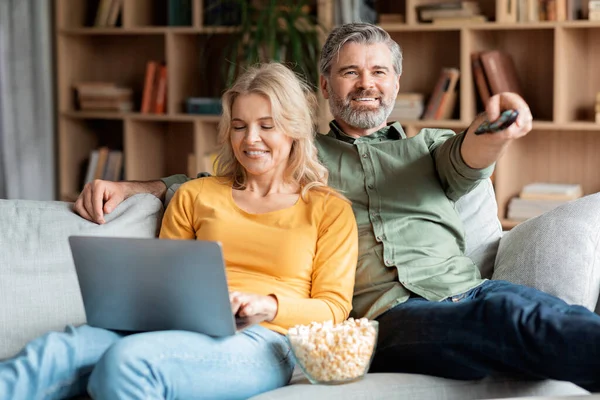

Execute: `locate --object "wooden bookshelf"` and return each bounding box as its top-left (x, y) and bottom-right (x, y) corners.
top-left (55, 0), bottom-right (600, 230)
top-left (54, 0), bottom-right (332, 202)
top-left (378, 0), bottom-right (600, 229)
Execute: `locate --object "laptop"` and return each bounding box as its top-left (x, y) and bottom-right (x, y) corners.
top-left (68, 236), bottom-right (237, 337)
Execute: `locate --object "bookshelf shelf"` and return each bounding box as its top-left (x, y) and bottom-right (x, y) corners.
top-left (61, 111), bottom-right (221, 123)
top-left (59, 27), bottom-right (242, 35)
top-left (55, 0), bottom-right (600, 230)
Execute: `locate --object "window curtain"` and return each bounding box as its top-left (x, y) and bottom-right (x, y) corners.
top-left (0, 0), bottom-right (54, 200)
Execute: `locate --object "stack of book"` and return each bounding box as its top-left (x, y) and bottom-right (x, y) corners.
top-left (471, 50), bottom-right (522, 111)
top-left (422, 68), bottom-right (460, 120)
top-left (82, 147), bottom-right (123, 188)
top-left (93, 0), bottom-right (122, 27)
top-left (507, 182), bottom-right (583, 221)
top-left (141, 61), bottom-right (168, 114)
top-left (75, 82), bottom-right (133, 112)
top-left (388, 93), bottom-right (425, 121)
top-left (415, 1), bottom-right (487, 24)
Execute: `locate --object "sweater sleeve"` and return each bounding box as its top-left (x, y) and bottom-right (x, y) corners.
top-left (270, 195), bottom-right (358, 328)
top-left (160, 174), bottom-right (194, 193)
top-left (427, 129), bottom-right (495, 202)
top-left (159, 181), bottom-right (202, 240)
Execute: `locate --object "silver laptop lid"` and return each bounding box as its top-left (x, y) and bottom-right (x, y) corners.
top-left (69, 236), bottom-right (236, 337)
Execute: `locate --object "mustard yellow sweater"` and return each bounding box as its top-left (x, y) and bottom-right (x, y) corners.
top-left (159, 177), bottom-right (358, 334)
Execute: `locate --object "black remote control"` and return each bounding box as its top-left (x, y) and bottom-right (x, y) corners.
top-left (474, 109), bottom-right (519, 135)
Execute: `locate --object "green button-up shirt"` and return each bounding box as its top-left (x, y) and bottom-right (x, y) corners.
top-left (162, 121), bottom-right (493, 320)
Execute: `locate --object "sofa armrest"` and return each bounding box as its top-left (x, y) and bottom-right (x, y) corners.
top-left (492, 193), bottom-right (600, 311)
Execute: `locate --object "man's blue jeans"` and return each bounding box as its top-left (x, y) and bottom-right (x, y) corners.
top-left (0, 324), bottom-right (294, 399)
top-left (371, 279), bottom-right (600, 391)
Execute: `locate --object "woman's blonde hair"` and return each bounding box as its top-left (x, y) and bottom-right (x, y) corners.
top-left (216, 62), bottom-right (338, 201)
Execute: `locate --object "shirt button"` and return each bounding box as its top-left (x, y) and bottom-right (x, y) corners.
top-left (376, 236), bottom-right (382, 242)
top-left (362, 153), bottom-right (368, 158)
top-left (371, 211), bottom-right (378, 217)
top-left (368, 184), bottom-right (374, 189)
top-left (385, 259), bottom-right (393, 266)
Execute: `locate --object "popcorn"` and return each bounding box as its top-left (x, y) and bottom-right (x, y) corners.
top-left (287, 318), bottom-right (378, 383)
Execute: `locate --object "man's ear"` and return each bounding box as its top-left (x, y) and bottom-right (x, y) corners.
top-left (320, 75), bottom-right (330, 100)
top-left (395, 74), bottom-right (401, 95)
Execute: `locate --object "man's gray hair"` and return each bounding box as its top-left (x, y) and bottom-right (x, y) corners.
top-left (319, 23), bottom-right (403, 78)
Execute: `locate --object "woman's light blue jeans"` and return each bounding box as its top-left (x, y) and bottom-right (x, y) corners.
top-left (0, 324), bottom-right (294, 400)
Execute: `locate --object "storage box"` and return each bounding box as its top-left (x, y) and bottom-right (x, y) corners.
top-left (186, 97), bottom-right (222, 115)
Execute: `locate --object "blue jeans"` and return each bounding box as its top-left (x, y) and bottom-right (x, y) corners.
top-left (0, 324), bottom-right (294, 400)
top-left (371, 279), bottom-right (600, 391)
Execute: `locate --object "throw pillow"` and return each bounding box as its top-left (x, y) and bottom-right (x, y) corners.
top-left (492, 193), bottom-right (600, 310)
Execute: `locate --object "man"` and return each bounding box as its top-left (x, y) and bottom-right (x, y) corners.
top-left (75, 23), bottom-right (600, 390)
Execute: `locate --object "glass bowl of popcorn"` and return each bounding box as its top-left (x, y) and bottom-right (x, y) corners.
top-left (286, 318), bottom-right (379, 385)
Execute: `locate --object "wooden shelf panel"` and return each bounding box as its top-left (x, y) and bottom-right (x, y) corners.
top-left (124, 120), bottom-right (196, 181)
top-left (58, 27), bottom-right (240, 35)
top-left (494, 129), bottom-right (600, 222)
top-left (555, 26), bottom-right (600, 123)
top-left (380, 21), bottom-right (600, 32)
top-left (56, 34), bottom-right (165, 113)
top-left (61, 111), bottom-right (220, 122)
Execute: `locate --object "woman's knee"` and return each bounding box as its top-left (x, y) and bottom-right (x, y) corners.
top-left (87, 335), bottom-right (157, 399)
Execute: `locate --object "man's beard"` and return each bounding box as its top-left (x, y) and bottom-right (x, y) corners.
top-left (328, 88), bottom-right (395, 130)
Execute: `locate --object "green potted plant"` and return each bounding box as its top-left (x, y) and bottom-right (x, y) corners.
top-left (214, 0), bottom-right (325, 88)
top-left (189, 0), bottom-right (324, 116)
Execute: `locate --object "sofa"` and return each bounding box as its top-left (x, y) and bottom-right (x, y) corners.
top-left (1, 178), bottom-right (599, 399)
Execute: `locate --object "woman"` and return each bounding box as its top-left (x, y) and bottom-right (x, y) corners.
top-left (0, 63), bottom-right (358, 400)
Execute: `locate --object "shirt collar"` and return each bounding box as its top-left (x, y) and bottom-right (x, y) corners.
top-left (326, 120), bottom-right (406, 144)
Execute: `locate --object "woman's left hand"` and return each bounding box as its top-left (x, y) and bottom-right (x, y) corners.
top-left (229, 291), bottom-right (279, 330)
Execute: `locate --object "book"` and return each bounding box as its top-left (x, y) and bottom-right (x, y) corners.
top-left (79, 99), bottom-right (133, 112)
top-left (389, 93), bottom-right (425, 120)
top-left (103, 150), bottom-right (123, 181)
top-left (153, 65), bottom-right (167, 114)
top-left (480, 50), bottom-right (523, 96)
top-left (141, 61), bottom-right (159, 113)
top-left (496, 0), bottom-right (517, 22)
top-left (94, 147), bottom-right (111, 181)
top-left (471, 52), bottom-right (491, 108)
top-left (435, 68), bottom-right (460, 120)
top-left (84, 150), bottom-right (100, 185)
top-left (431, 15), bottom-right (487, 24)
top-left (416, 2), bottom-right (481, 22)
top-left (520, 182), bottom-right (583, 201)
top-left (94, 0), bottom-right (113, 27)
top-left (507, 197), bottom-right (571, 220)
top-left (106, 0), bottom-right (122, 27)
top-left (422, 68), bottom-right (454, 120)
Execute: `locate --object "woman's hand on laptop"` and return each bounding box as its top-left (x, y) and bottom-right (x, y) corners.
top-left (230, 292), bottom-right (279, 330)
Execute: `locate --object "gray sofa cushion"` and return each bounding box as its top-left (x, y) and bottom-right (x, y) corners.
top-left (250, 372), bottom-right (587, 400)
top-left (0, 194), bottom-right (163, 360)
top-left (493, 193), bottom-right (600, 310)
